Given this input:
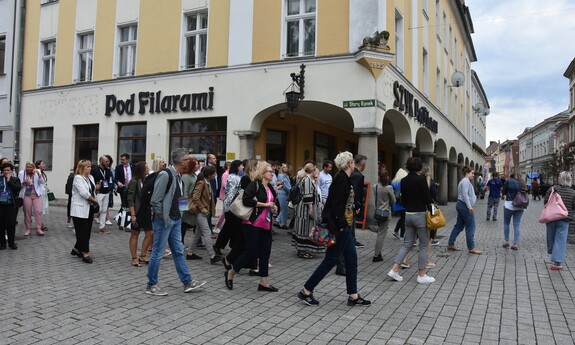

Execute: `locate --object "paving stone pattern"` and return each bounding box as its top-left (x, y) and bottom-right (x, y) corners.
top-left (1, 197), bottom-right (575, 344)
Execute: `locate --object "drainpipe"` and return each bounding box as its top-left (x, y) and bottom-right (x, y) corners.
top-left (13, 0), bottom-right (25, 170)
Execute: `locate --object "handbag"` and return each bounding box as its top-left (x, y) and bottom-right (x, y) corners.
top-left (426, 204), bottom-right (446, 229)
top-left (512, 190), bottom-right (529, 209)
top-left (47, 192), bottom-right (56, 201)
top-left (373, 185), bottom-right (390, 221)
top-left (538, 187), bottom-right (568, 223)
top-left (91, 203), bottom-right (100, 215)
top-left (308, 224), bottom-right (336, 247)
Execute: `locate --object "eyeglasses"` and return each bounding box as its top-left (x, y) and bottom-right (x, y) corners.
top-left (266, 170), bottom-right (274, 173)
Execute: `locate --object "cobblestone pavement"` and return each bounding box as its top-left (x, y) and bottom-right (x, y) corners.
top-left (2, 197), bottom-right (575, 344)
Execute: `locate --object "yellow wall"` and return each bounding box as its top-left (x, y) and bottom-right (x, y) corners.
top-left (252, 0), bottom-right (281, 63)
top-left (137, 0), bottom-right (180, 74)
top-left (92, 0), bottom-right (117, 81)
top-left (54, 0), bottom-right (77, 86)
top-left (22, 2), bottom-right (41, 91)
top-left (256, 113), bottom-right (359, 167)
top-left (206, 0), bottom-right (230, 68)
top-left (316, 0), bottom-right (348, 56)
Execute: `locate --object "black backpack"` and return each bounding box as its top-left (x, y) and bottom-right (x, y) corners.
top-left (289, 181), bottom-right (303, 205)
top-left (139, 168), bottom-right (173, 212)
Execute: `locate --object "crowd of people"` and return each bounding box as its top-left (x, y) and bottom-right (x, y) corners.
top-left (1, 152), bottom-right (574, 305)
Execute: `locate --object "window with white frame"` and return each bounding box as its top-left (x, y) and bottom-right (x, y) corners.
top-left (77, 33), bottom-right (93, 82)
top-left (118, 25), bottom-right (137, 77)
top-left (443, 78), bottom-right (447, 112)
top-left (436, 69), bottom-right (441, 108)
top-left (184, 11), bottom-right (208, 69)
top-left (41, 40), bottom-right (56, 87)
top-left (395, 9), bottom-right (404, 70)
top-left (0, 35), bottom-right (5, 74)
top-left (435, 0), bottom-right (440, 41)
top-left (442, 13), bottom-right (447, 47)
top-left (285, 0), bottom-right (316, 58)
top-left (423, 48), bottom-right (429, 96)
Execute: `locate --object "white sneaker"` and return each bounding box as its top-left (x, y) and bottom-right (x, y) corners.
top-left (417, 275), bottom-right (435, 284)
top-left (105, 220), bottom-right (113, 225)
top-left (184, 280), bottom-right (207, 292)
top-left (387, 270), bottom-right (403, 282)
top-left (67, 223), bottom-right (74, 229)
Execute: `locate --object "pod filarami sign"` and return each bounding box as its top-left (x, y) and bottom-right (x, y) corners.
top-left (105, 87), bottom-right (214, 116)
top-left (393, 81), bottom-right (438, 133)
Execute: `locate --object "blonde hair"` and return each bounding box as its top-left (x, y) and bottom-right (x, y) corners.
top-left (252, 160), bottom-right (271, 181)
top-left (75, 160), bottom-right (92, 175)
top-left (558, 171), bottom-right (573, 187)
top-left (333, 151), bottom-right (353, 171)
top-left (244, 159), bottom-right (258, 180)
top-left (298, 162), bottom-right (316, 181)
top-left (392, 168), bottom-right (408, 183)
top-left (152, 156), bottom-right (164, 172)
top-left (420, 163), bottom-right (431, 187)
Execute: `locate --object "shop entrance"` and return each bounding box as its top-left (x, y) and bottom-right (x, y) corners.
top-left (266, 129), bottom-right (287, 163)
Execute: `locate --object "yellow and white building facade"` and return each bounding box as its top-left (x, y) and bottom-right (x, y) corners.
top-left (19, 0), bottom-right (488, 204)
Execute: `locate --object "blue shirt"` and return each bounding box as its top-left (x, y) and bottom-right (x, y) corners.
top-left (486, 178), bottom-right (503, 198)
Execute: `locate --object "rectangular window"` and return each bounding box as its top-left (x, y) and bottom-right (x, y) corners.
top-left (118, 123), bottom-right (146, 163)
top-left (443, 79), bottom-right (447, 112)
top-left (33, 128), bottom-right (53, 170)
top-left (0, 36), bottom-right (5, 74)
top-left (184, 11), bottom-right (208, 69)
top-left (435, 0), bottom-right (440, 41)
top-left (442, 13), bottom-right (447, 49)
top-left (77, 33), bottom-right (94, 82)
top-left (75, 125), bottom-right (99, 163)
top-left (436, 68), bottom-right (441, 108)
top-left (42, 40), bottom-right (56, 86)
top-left (169, 118), bottom-right (227, 162)
top-left (266, 129), bottom-right (287, 163)
top-left (314, 132), bottom-right (335, 165)
top-left (285, 0), bottom-right (316, 58)
top-left (423, 48), bottom-right (429, 96)
top-left (118, 25), bottom-right (137, 77)
top-left (395, 9), bottom-right (404, 71)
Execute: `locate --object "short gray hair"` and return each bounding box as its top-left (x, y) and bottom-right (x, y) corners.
top-left (334, 151), bottom-right (354, 171)
top-left (558, 171), bottom-right (573, 187)
top-left (171, 148), bottom-right (188, 164)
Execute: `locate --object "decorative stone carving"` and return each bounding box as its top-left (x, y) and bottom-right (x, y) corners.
top-left (361, 30), bottom-right (390, 49)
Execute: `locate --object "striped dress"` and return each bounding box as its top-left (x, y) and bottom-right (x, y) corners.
top-left (292, 175), bottom-right (326, 254)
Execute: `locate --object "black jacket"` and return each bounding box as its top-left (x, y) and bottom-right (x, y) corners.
top-left (400, 172), bottom-right (433, 212)
top-left (242, 180), bottom-right (280, 226)
top-left (322, 171), bottom-right (352, 237)
top-left (1, 176), bottom-right (22, 207)
top-left (350, 168), bottom-right (364, 215)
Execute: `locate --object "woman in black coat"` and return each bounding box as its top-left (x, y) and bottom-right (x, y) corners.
top-left (0, 162), bottom-right (22, 250)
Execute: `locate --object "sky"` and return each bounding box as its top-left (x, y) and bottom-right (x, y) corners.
top-left (465, 0), bottom-right (575, 145)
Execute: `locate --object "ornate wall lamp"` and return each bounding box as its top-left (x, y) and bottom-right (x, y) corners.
top-left (284, 64), bottom-right (306, 113)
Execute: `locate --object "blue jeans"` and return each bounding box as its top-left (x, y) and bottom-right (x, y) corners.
top-left (546, 219), bottom-right (569, 263)
top-left (503, 208), bottom-right (524, 244)
top-left (304, 226), bottom-right (358, 294)
top-left (277, 192), bottom-right (289, 227)
top-left (147, 217), bottom-right (191, 287)
top-left (448, 200), bottom-right (476, 250)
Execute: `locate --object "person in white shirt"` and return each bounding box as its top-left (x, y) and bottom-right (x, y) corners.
top-left (318, 160), bottom-right (333, 204)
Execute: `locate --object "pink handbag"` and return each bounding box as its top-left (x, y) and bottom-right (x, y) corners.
top-left (538, 187), bottom-right (568, 223)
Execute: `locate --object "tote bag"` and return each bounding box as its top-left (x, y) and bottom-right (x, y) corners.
top-left (426, 204), bottom-right (446, 229)
top-left (229, 189), bottom-right (254, 220)
top-left (538, 187), bottom-right (568, 223)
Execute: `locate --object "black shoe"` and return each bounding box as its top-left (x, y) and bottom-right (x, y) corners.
top-left (0, 243), bottom-right (6, 250)
top-left (248, 269), bottom-right (260, 276)
top-left (347, 295), bottom-right (371, 306)
top-left (70, 249), bottom-right (83, 258)
top-left (210, 255), bottom-right (222, 265)
top-left (8, 243), bottom-right (17, 250)
top-left (214, 247), bottom-right (224, 256)
top-left (82, 256), bottom-right (93, 264)
top-left (355, 241), bottom-right (365, 248)
top-left (492, 218), bottom-right (497, 221)
top-left (224, 271), bottom-right (233, 290)
top-left (258, 284), bottom-right (278, 292)
top-left (335, 269), bottom-right (346, 276)
top-left (186, 253), bottom-right (202, 260)
top-left (221, 257), bottom-right (232, 270)
top-left (372, 254), bottom-right (383, 262)
top-left (297, 290), bottom-right (319, 305)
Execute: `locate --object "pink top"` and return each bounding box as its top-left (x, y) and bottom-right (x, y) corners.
top-left (219, 170), bottom-right (229, 201)
top-left (243, 186), bottom-right (274, 230)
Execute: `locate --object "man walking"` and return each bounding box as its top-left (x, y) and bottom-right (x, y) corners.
top-left (484, 172), bottom-right (503, 221)
top-left (206, 153), bottom-right (222, 207)
top-left (114, 153), bottom-right (134, 208)
top-left (350, 154), bottom-right (367, 248)
top-left (91, 156), bottom-right (113, 233)
top-left (146, 148), bottom-right (206, 296)
top-left (318, 160), bottom-right (333, 204)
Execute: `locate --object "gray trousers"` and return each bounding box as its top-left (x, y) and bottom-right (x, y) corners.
top-left (374, 217), bottom-right (390, 256)
top-left (394, 212), bottom-right (429, 270)
top-left (486, 197), bottom-right (500, 220)
top-left (191, 213), bottom-right (214, 256)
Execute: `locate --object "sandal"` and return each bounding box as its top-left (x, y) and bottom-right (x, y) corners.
top-left (131, 258), bottom-right (142, 267)
top-left (138, 256), bottom-right (150, 264)
top-left (425, 262), bottom-right (436, 269)
top-left (297, 251), bottom-right (314, 259)
top-left (400, 262), bottom-right (410, 269)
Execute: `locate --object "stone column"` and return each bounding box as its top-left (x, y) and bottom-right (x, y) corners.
top-left (396, 144), bottom-right (413, 170)
top-left (355, 128), bottom-right (382, 226)
top-left (236, 131), bottom-right (259, 160)
top-left (436, 159), bottom-right (448, 205)
top-left (448, 162), bottom-right (458, 202)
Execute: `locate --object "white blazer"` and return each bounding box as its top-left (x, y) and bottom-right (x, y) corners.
top-left (18, 170), bottom-right (46, 198)
top-left (70, 175), bottom-right (95, 219)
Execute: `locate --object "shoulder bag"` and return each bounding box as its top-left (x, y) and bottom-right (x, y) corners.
top-left (538, 187), bottom-right (568, 223)
top-left (426, 204), bottom-right (446, 229)
top-left (308, 224), bottom-right (336, 247)
top-left (229, 182), bottom-right (259, 221)
top-left (373, 185), bottom-right (390, 221)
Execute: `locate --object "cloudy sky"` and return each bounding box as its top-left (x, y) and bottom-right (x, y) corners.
top-left (465, 0), bottom-right (575, 144)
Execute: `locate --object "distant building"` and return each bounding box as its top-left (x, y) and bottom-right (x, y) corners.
top-left (564, 57), bottom-right (575, 175)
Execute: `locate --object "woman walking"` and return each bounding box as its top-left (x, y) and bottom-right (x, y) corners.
top-left (447, 166), bottom-right (482, 254)
top-left (19, 162), bottom-right (46, 236)
top-left (501, 172), bottom-right (525, 250)
top-left (543, 171), bottom-right (575, 270)
top-left (225, 161), bottom-right (279, 292)
top-left (70, 160), bottom-right (100, 264)
top-left (0, 163), bottom-right (22, 250)
top-left (127, 161), bottom-right (154, 267)
top-left (181, 155), bottom-right (198, 246)
top-left (292, 163), bottom-right (325, 259)
top-left (214, 160), bottom-right (244, 254)
top-left (386, 157), bottom-right (435, 284)
top-left (391, 168), bottom-right (407, 239)
top-left (276, 163), bottom-right (292, 229)
top-left (372, 172), bottom-right (395, 262)
top-left (35, 160), bottom-right (50, 230)
top-left (297, 152), bottom-right (371, 306)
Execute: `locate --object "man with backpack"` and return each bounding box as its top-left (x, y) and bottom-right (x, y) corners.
top-left (145, 148), bottom-right (206, 296)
